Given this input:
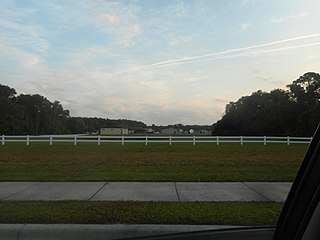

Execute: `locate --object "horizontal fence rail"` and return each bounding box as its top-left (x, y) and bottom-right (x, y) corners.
top-left (0, 135), bottom-right (312, 146)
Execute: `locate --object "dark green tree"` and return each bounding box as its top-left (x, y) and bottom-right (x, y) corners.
top-left (212, 77), bottom-right (315, 136)
top-left (287, 72), bottom-right (320, 135)
top-left (287, 72), bottom-right (320, 105)
top-left (0, 84), bottom-right (17, 134)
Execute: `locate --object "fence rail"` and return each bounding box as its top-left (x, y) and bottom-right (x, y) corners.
top-left (0, 135), bottom-right (312, 146)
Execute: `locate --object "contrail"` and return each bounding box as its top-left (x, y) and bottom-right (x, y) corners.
top-left (144, 41), bottom-right (320, 67)
top-left (111, 33), bottom-right (320, 74)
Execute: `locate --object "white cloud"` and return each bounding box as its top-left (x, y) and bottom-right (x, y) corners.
top-left (0, 19), bottom-right (50, 52)
top-left (88, 0), bottom-right (143, 47)
top-left (0, 43), bottom-right (56, 95)
top-left (195, 0), bottom-right (209, 15)
top-left (240, 0), bottom-right (258, 5)
top-left (95, 13), bottom-right (121, 24)
top-left (167, 0), bottom-right (187, 17)
top-left (240, 22), bottom-right (251, 31)
top-left (1, 1), bottom-right (320, 125)
top-left (271, 12), bottom-right (308, 23)
top-left (2, 33), bottom-right (319, 125)
top-left (306, 55), bottom-right (317, 60)
top-left (108, 33), bottom-right (320, 74)
top-left (168, 35), bottom-right (193, 45)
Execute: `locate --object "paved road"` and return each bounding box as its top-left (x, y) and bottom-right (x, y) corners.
top-left (0, 182), bottom-right (291, 202)
top-left (0, 224), bottom-right (244, 240)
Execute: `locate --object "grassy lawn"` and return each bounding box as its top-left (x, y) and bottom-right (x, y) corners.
top-left (0, 201), bottom-right (282, 225)
top-left (0, 143), bottom-right (308, 182)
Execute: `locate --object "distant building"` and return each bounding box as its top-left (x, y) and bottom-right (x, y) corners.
top-left (161, 128), bottom-right (175, 135)
top-left (100, 127), bottom-right (128, 135)
top-left (176, 128), bottom-right (184, 134)
top-left (200, 129), bottom-right (208, 134)
top-left (134, 128), bottom-right (148, 134)
top-left (147, 128), bottom-right (155, 134)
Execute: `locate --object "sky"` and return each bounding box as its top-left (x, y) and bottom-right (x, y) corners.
top-left (0, 0), bottom-right (320, 125)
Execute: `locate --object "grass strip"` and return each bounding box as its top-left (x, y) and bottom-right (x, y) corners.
top-left (0, 201), bottom-right (283, 225)
top-left (0, 143), bottom-right (307, 182)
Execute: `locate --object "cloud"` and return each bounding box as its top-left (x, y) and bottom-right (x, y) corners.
top-left (98, 94), bottom-right (224, 125)
top-left (183, 75), bottom-right (207, 83)
top-left (167, 0), bottom-right (187, 17)
top-left (240, 0), bottom-right (258, 5)
top-left (0, 42), bottom-right (54, 95)
top-left (240, 22), bottom-right (251, 31)
top-left (168, 35), bottom-right (193, 45)
top-left (89, 0), bottom-right (143, 47)
top-left (1, 1), bottom-right (320, 125)
top-left (251, 69), bottom-right (284, 84)
top-left (109, 33), bottom-right (320, 74)
top-left (195, 0), bottom-right (209, 14)
top-left (306, 55), bottom-right (317, 60)
top-left (271, 12), bottom-right (308, 23)
top-left (95, 13), bottom-right (120, 24)
top-left (0, 18), bottom-right (50, 52)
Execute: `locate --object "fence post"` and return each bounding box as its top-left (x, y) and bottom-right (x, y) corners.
top-left (2, 135), bottom-right (4, 146)
top-left (169, 136), bottom-right (172, 145)
top-left (26, 135), bottom-right (29, 146)
top-left (264, 136), bottom-right (266, 145)
top-left (98, 135), bottom-right (101, 146)
top-left (50, 135), bottom-right (53, 146)
top-left (240, 136), bottom-right (243, 145)
top-left (145, 136), bottom-right (148, 146)
top-left (217, 136), bottom-right (219, 145)
top-left (193, 136), bottom-right (195, 145)
top-left (122, 136), bottom-right (124, 146)
top-left (287, 136), bottom-right (290, 145)
top-left (74, 135), bottom-right (77, 146)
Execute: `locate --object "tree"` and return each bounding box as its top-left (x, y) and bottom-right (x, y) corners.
top-left (287, 72), bottom-right (320, 135)
top-left (287, 72), bottom-right (320, 105)
top-left (213, 72), bottom-right (320, 136)
top-left (213, 90), bottom-right (296, 136)
top-left (0, 84), bottom-right (17, 134)
top-left (0, 83), bottom-right (151, 135)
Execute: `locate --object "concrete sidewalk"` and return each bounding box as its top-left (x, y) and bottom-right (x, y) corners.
top-left (0, 182), bottom-right (291, 202)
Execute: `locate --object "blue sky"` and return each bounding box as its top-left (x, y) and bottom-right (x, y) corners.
top-left (0, 0), bottom-right (319, 125)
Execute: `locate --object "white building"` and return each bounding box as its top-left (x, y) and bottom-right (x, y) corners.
top-left (100, 127), bottom-right (128, 135)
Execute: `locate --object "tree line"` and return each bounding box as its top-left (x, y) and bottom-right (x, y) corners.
top-left (212, 72), bottom-right (320, 136)
top-left (0, 85), bottom-right (69, 135)
top-left (0, 84), bottom-right (146, 135)
top-left (1, 71), bottom-right (319, 136)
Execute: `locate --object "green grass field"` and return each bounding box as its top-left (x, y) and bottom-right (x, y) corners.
top-left (0, 143), bottom-right (308, 181)
top-left (0, 201), bottom-right (282, 225)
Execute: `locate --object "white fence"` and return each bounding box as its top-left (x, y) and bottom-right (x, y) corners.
top-left (0, 135), bottom-right (312, 146)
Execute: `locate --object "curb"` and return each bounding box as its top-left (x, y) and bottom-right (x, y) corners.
top-left (0, 224), bottom-right (240, 240)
